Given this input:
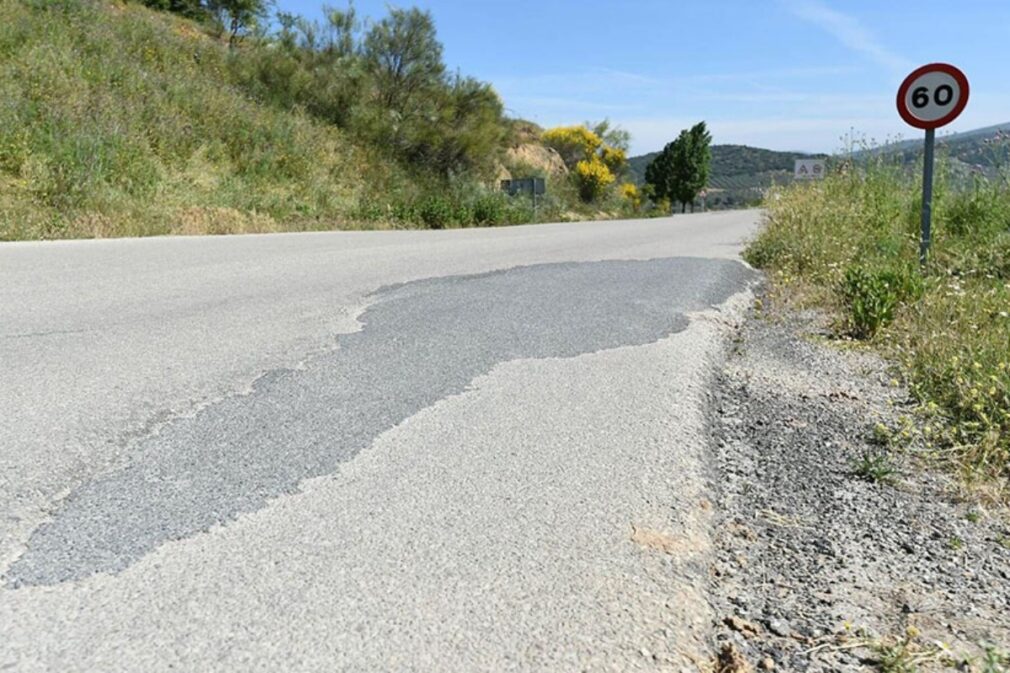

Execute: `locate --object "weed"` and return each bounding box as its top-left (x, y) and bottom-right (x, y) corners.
top-left (978, 644), bottom-right (1010, 673)
top-left (854, 452), bottom-right (898, 485)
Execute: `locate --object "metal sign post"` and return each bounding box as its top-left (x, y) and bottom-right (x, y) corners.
top-left (501, 177), bottom-right (546, 219)
top-left (896, 63), bottom-right (969, 266)
top-left (920, 127), bottom-right (935, 265)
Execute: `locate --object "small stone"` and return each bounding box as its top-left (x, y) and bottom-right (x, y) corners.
top-left (766, 619), bottom-right (791, 638)
top-left (759, 656), bottom-right (776, 670)
top-left (724, 615), bottom-right (761, 637)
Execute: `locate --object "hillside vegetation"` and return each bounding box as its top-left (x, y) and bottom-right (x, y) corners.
top-left (0, 0), bottom-right (377, 239)
top-left (0, 0), bottom-right (638, 240)
top-left (747, 147), bottom-right (1010, 495)
top-left (628, 144), bottom-right (825, 209)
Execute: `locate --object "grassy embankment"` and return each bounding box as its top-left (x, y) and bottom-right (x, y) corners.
top-left (0, 1), bottom-right (627, 241)
top-left (0, 0), bottom-right (370, 238)
top-left (746, 148), bottom-right (1010, 495)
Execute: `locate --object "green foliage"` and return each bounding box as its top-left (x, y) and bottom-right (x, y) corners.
top-left (630, 144), bottom-right (828, 211)
top-left (747, 150), bottom-right (1010, 489)
top-left (138, 0), bottom-right (206, 19)
top-left (841, 265), bottom-right (922, 338)
top-left (362, 7), bottom-right (444, 112)
top-left (0, 0), bottom-right (367, 240)
top-left (207, 0), bottom-right (269, 46)
top-left (853, 451), bottom-right (898, 485)
top-left (0, 0), bottom-right (623, 238)
top-left (646, 122), bottom-right (712, 212)
top-left (234, 3), bottom-right (506, 179)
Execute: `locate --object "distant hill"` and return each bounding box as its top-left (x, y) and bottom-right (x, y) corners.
top-left (853, 122), bottom-right (1010, 179)
top-left (628, 123), bottom-right (1010, 209)
top-left (627, 145), bottom-right (826, 208)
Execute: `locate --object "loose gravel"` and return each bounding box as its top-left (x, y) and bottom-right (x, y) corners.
top-left (707, 289), bottom-right (1010, 671)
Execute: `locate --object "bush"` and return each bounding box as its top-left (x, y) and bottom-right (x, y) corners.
top-left (619, 182), bottom-right (641, 212)
top-left (541, 126), bottom-right (602, 168)
top-left (840, 265), bottom-right (921, 338)
top-left (415, 194), bottom-right (457, 229)
top-left (470, 192), bottom-right (506, 226)
top-left (574, 157), bottom-right (615, 202)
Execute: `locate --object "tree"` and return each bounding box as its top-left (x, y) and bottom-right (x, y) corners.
top-left (678, 121), bottom-right (712, 211)
top-left (644, 142), bottom-right (676, 210)
top-left (644, 121), bottom-right (712, 213)
top-left (207, 0), bottom-right (270, 47)
top-left (362, 8), bottom-right (446, 113)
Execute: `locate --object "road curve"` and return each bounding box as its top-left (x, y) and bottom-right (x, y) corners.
top-left (1, 212), bottom-right (760, 671)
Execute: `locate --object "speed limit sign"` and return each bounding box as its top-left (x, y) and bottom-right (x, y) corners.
top-left (897, 63), bottom-right (969, 265)
top-left (897, 63), bottom-right (969, 129)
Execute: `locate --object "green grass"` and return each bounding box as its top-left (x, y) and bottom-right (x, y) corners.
top-left (747, 148), bottom-right (1010, 494)
top-left (0, 0), bottom-right (640, 239)
top-left (0, 0), bottom-right (385, 239)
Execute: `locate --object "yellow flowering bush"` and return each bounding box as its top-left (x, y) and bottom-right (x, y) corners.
top-left (619, 182), bottom-right (641, 211)
top-left (574, 157), bottom-right (615, 202)
top-left (601, 146), bottom-right (627, 174)
top-left (541, 125), bottom-right (603, 168)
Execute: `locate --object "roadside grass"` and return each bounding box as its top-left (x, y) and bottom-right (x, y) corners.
top-left (746, 147), bottom-right (1010, 496)
top-left (0, 1), bottom-right (643, 240)
top-left (0, 0), bottom-right (378, 240)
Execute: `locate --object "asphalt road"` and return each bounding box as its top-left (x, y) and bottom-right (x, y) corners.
top-left (1, 212), bottom-right (760, 671)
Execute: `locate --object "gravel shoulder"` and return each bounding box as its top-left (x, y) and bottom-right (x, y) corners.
top-left (707, 286), bottom-right (1010, 671)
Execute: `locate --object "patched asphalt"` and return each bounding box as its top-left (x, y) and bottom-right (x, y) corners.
top-left (7, 257), bottom-right (754, 587)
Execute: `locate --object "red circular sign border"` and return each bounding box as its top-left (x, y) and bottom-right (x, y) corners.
top-left (896, 63), bottom-right (970, 130)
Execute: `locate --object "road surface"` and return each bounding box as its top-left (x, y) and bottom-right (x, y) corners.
top-left (1, 212), bottom-right (760, 671)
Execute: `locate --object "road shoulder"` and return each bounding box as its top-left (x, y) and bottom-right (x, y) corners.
top-left (706, 287), bottom-right (1010, 671)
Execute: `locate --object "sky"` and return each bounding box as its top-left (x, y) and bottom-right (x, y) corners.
top-left (272, 0), bottom-right (1010, 156)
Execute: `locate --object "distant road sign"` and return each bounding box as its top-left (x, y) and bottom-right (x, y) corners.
top-left (500, 177), bottom-right (545, 196)
top-left (793, 159), bottom-right (825, 180)
top-left (896, 63), bottom-right (969, 130)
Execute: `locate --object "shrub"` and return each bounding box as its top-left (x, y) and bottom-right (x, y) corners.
top-left (470, 192), bottom-right (506, 226)
top-left (415, 194), bottom-right (456, 229)
top-left (619, 182), bottom-right (641, 212)
top-left (541, 125), bottom-right (602, 168)
top-left (574, 157), bottom-right (615, 202)
top-left (601, 146), bottom-right (628, 175)
top-left (840, 265), bottom-right (921, 339)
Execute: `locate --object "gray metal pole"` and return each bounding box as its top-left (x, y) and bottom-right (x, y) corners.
top-left (920, 128), bottom-right (935, 266)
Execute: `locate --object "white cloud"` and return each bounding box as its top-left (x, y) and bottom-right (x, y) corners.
top-left (782, 0), bottom-right (912, 75)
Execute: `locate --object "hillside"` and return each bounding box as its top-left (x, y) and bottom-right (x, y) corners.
top-left (0, 0), bottom-right (383, 239)
top-left (628, 145), bottom-right (826, 208)
top-left (0, 0), bottom-right (602, 240)
top-left (853, 122), bottom-right (1010, 180)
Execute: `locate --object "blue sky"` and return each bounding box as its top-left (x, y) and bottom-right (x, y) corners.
top-left (272, 0), bottom-right (1010, 155)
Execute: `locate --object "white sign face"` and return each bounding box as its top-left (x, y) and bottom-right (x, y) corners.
top-left (794, 159), bottom-right (825, 180)
top-left (902, 71), bottom-right (962, 125)
top-left (896, 63), bottom-right (969, 130)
